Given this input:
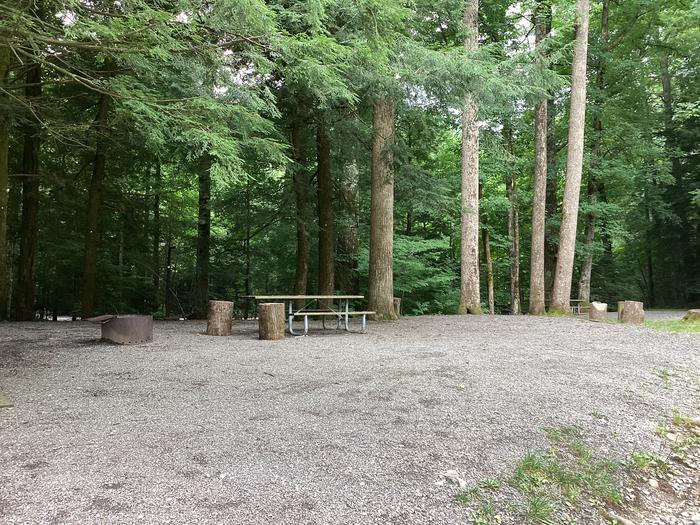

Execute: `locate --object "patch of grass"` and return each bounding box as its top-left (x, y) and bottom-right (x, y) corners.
top-left (471, 498), bottom-right (501, 525)
top-left (523, 493), bottom-right (556, 524)
top-left (672, 407), bottom-right (693, 427)
top-left (670, 434), bottom-right (700, 457)
top-left (655, 421), bottom-right (670, 436)
top-left (644, 319), bottom-right (700, 333)
top-left (545, 308), bottom-right (572, 317)
top-left (509, 427), bottom-right (622, 513)
top-left (478, 478), bottom-right (501, 490)
top-left (455, 488), bottom-right (480, 506)
top-left (654, 368), bottom-right (672, 385)
top-left (628, 452), bottom-right (668, 473)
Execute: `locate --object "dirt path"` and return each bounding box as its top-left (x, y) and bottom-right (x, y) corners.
top-left (0, 316), bottom-right (698, 524)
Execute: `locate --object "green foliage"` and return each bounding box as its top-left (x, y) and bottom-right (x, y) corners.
top-left (1, 0), bottom-right (697, 318)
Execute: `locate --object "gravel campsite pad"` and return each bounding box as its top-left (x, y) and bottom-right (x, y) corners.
top-left (1, 316), bottom-right (698, 524)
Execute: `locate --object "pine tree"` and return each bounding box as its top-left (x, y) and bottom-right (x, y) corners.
top-left (458, 0), bottom-right (482, 315)
top-left (550, 0), bottom-right (591, 314)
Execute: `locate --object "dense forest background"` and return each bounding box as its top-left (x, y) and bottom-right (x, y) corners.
top-left (1, 0), bottom-right (698, 320)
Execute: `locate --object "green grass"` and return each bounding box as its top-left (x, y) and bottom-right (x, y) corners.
top-left (644, 319), bottom-right (700, 333)
top-left (457, 416), bottom-right (700, 524)
top-left (628, 452), bottom-right (668, 473)
top-left (478, 478), bottom-right (502, 490)
top-left (509, 427), bottom-right (622, 512)
top-left (523, 494), bottom-right (556, 524)
top-left (455, 488), bottom-right (480, 506)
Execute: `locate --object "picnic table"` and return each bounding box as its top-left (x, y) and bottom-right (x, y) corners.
top-left (569, 299), bottom-right (585, 315)
top-left (246, 295), bottom-right (373, 336)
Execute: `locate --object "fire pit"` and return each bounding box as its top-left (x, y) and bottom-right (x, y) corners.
top-left (87, 314), bottom-right (154, 344)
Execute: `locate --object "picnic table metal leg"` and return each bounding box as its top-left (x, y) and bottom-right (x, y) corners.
top-left (287, 301), bottom-right (297, 335)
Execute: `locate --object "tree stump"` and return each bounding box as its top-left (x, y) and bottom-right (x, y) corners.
top-left (258, 303), bottom-right (285, 340)
top-left (206, 300), bottom-right (233, 336)
top-left (618, 301), bottom-right (644, 324)
top-left (683, 309), bottom-right (700, 322)
top-left (589, 301), bottom-right (607, 322)
top-left (393, 297), bottom-right (401, 318)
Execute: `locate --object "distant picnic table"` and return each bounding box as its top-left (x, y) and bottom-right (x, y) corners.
top-left (246, 295), bottom-right (373, 336)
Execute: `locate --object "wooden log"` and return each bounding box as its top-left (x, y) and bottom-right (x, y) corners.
top-left (258, 303), bottom-right (285, 340)
top-left (206, 300), bottom-right (233, 336)
top-left (682, 309), bottom-right (700, 322)
top-left (589, 301), bottom-right (607, 322)
top-left (393, 297), bottom-right (401, 318)
top-left (618, 300), bottom-right (644, 324)
top-left (101, 315), bottom-right (153, 344)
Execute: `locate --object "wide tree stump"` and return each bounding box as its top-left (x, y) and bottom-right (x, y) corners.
top-left (589, 301), bottom-right (607, 322)
top-left (206, 300), bottom-right (233, 336)
top-left (258, 303), bottom-right (285, 340)
top-left (618, 301), bottom-right (644, 324)
top-left (683, 309), bottom-right (700, 322)
top-left (393, 297), bottom-right (402, 318)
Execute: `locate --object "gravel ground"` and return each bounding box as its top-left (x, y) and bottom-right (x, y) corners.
top-left (604, 309), bottom-right (689, 321)
top-left (0, 315), bottom-right (698, 524)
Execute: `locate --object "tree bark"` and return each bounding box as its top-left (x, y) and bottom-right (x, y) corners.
top-left (577, 180), bottom-right (598, 304)
top-left (578, 0), bottom-right (608, 306)
top-left (244, 177), bottom-right (252, 319)
top-left (258, 303), bottom-right (285, 340)
top-left (192, 157), bottom-right (211, 319)
top-left (152, 160), bottom-right (161, 310)
top-left (504, 122), bottom-right (520, 314)
top-left (0, 45), bottom-right (11, 320)
top-left (458, 0), bottom-right (482, 315)
top-left (337, 162), bottom-right (359, 295)
top-left (164, 239), bottom-right (174, 318)
top-left (479, 183), bottom-right (494, 314)
top-left (544, 98), bottom-right (558, 303)
top-left (206, 300), bottom-right (233, 336)
top-left (80, 92), bottom-right (110, 318)
top-left (549, 0), bottom-right (590, 314)
top-left (529, 0), bottom-right (550, 315)
top-left (291, 122), bottom-right (309, 303)
top-left (15, 62), bottom-right (42, 321)
top-left (368, 96), bottom-right (397, 320)
top-left (316, 118), bottom-right (334, 305)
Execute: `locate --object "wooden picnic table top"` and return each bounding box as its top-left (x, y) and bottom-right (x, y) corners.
top-left (246, 295), bottom-right (364, 300)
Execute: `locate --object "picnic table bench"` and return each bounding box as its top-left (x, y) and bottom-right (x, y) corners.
top-left (247, 295), bottom-right (374, 336)
top-left (543, 299), bottom-right (588, 315)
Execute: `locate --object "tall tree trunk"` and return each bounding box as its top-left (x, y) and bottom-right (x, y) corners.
top-left (458, 0), bottom-right (482, 315)
top-left (504, 122), bottom-right (520, 314)
top-left (192, 157), bottom-right (211, 318)
top-left (316, 118), bottom-right (334, 305)
top-left (578, 0), bottom-right (608, 305)
top-left (164, 237), bottom-right (174, 318)
top-left (337, 162), bottom-right (359, 295)
top-left (0, 45), bottom-right (11, 320)
top-left (291, 122), bottom-right (309, 302)
top-left (529, 0), bottom-right (550, 315)
top-left (15, 62), bottom-right (41, 321)
top-left (80, 92), bottom-right (110, 318)
top-left (643, 186), bottom-right (655, 307)
top-left (544, 98), bottom-right (558, 302)
top-left (479, 183), bottom-right (494, 314)
top-left (368, 96), bottom-right (397, 320)
top-left (244, 177), bottom-right (252, 318)
top-left (550, 0), bottom-right (590, 314)
top-left (152, 160), bottom-right (161, 310)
